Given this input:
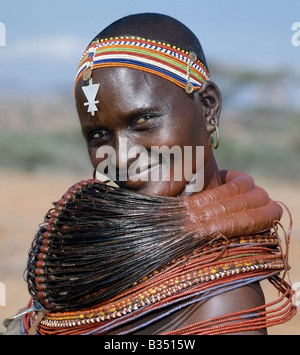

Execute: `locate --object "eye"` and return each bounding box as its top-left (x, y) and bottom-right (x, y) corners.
top-left (92, 132), bottom-right (102, 139)
top-left (135, 115), bottom-right (151, 125)
top-left (88, 129), bottom-right (111, 146)
top-left (91, 130), bottom-right (110, 139)
top-left (133, 114), bottom-right (162, 132)
top-left (136, 117), bottom-right (146, 124)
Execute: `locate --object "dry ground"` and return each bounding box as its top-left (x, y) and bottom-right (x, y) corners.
top-left (0, 170), bottom-right (299, 335)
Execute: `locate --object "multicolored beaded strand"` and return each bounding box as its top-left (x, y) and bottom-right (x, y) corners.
top-left (75, 37), bottom-right (209, 95)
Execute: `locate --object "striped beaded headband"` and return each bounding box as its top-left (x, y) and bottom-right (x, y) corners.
top-left (75, 36), bottom-right (210, 95)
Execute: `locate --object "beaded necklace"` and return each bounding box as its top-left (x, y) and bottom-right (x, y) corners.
top-left (23, 230), bottom-right (295, 335)
top-left (22, 172), bottom-right (296, 335)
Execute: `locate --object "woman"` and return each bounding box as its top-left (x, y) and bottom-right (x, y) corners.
top-left (20, 13), bottom-right (296, 335)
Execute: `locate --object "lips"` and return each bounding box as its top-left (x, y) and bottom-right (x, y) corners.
top-left (127, 162), bottom-right (161, 183)
top-left (95, 147), bottom-right (183, 191)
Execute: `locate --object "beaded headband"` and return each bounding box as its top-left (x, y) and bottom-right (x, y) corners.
top-left (75, 36), bottom-right (210, 116)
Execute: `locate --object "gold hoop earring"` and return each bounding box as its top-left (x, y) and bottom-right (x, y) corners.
top-left (210, 118), bottom-right (220, 149)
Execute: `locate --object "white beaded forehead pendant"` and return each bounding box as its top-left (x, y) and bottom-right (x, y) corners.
top-left (76, 38), bottom-right (210, 116)
top-left (81, 41), bottom-right (100, 117)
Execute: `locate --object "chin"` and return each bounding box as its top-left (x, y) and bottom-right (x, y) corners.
top-left (123, 179), bottom-right (187, 197)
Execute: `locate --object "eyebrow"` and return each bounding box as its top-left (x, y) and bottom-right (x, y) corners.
top-left (122, 106), bottom-right (167, 122)
top-left (80, 105), bottom-right (168, 136)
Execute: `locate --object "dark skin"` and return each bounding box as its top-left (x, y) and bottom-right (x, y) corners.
top-left (76, 67), bottom-right (267, 335)
top-left (77, 67), bottom-right (221, 195)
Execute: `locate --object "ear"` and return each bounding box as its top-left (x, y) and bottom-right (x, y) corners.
top-left (196, 80), bottom-right (222, 134)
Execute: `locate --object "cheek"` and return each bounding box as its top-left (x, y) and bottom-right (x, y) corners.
top-left (166, 121), bottom-right (205, 150)
top-left (167, 105), bottom-right (208, 147)
top-left (88, 147), bottom-right (100, 169)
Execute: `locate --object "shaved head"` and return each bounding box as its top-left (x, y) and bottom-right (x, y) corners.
top-left (91, 13), bottom-right (209, 72)
top-left (77, 13), bottom-right (221, 195)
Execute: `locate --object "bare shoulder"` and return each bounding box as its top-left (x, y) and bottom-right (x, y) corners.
top-left (110, 282), bottom-right (267, 335)
top-left (183, 282), bottom-right (267, 335)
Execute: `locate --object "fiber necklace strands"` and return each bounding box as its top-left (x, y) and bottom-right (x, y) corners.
top-left (26, 171), bottom-right (282, 312)
top-left (23, 171), bottom-right (296, 335)
top-left (23, 232), bottom-right (296, 335)
top-left (74, 37), bottom-right (210, 94)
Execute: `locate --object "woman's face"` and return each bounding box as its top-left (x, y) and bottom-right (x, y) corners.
top-left (76, 67), bottom-right (212, 197)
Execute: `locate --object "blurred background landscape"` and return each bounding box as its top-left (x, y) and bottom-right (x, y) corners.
top-left (0, 0), bottom-right (299, 334)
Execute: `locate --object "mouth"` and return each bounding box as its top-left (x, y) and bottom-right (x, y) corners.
top-left (119, 162), bottom-right (162, 189)
top-left (95, 162), bottom-right (163, 190)
top-left (131, 162), bottom-right (161, 178)
top-left (95, 150), bottom-right (182, 191)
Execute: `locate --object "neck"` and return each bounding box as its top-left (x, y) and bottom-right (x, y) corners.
top-left (203, 153), bottom-right (221, 190)
top-left (182, 153), bottom-right (221, 196)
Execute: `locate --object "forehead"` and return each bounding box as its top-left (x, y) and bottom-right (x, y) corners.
top-left (75, 66), bottom-right (190, 120)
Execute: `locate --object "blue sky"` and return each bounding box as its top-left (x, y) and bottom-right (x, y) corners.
top-left (0, 0), bottom-right (300, 95)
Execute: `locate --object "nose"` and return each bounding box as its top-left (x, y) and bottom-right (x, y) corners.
top-left (114, 135), bottom-right (147, 181)
top-left (113, 136), bottom-right (136, 167)
top-left (95, 133), bottom-right (148, 183)
top-left (114, 136), bottom-right (131, 170)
